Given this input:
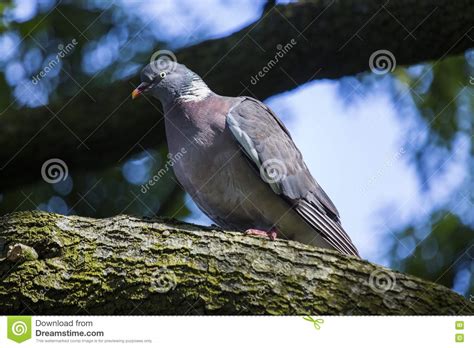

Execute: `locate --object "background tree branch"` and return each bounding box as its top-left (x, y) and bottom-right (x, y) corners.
top-left (0, 211), bottom-right (471, 315)
top-left (1, 0), bottom-right (473, 191)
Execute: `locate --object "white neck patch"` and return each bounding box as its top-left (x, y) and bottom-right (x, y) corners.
top-left (178, 79), bottom-right (212, 102)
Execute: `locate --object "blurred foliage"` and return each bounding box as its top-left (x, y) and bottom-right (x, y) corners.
top-left (339, 53), bottom-right (474, 295)
top-left (389, 212), bottom-right (474, 296)
top-left (395, 55), bottom-right (473, 188)
top-left (0, 0), bottom-right (472, 297)
top-left (0, 0), bottom-right (191, 219)
top-left (388, 54), bottom-right (474, 296)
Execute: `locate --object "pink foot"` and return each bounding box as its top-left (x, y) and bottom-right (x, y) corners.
top-left (245, 228), bottom-right (277, 241)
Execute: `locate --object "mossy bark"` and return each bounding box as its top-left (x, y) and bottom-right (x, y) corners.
top-left (2, 0), bottom-right (474, 191)
top-left (0, 211), bottom-right (472, 315)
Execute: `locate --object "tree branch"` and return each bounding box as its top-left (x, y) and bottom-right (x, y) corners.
top-left (0, 211), bottom-right (471, 315)
top-left (180, 0), bottom-right (474, 99)
top-left (1, 0), bottom-right (473, 191)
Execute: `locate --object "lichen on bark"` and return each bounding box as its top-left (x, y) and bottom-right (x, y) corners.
top-left (0, 211), bottom-right (472, 315)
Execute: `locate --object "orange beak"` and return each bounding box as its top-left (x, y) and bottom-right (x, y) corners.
top-left (131, 88), bottom-right (141, 99)
top-left (131, 82), bottom-right (149, 99)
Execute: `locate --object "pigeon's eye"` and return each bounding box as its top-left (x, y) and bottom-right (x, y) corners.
top-left (160, 71), bottom-right (166, 79)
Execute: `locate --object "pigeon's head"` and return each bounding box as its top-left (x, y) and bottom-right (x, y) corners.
top-left (132, 59), bottom-right (211, 105)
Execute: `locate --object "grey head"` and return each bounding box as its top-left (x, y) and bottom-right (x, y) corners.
top-left (132, 59), bottom-right (212, 107)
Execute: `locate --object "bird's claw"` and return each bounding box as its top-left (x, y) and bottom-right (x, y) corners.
top-left (245, 228), bottom-right (277, 240)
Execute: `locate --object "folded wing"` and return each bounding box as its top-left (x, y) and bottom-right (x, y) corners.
top-left (226, 97), bottom-right (359, 257)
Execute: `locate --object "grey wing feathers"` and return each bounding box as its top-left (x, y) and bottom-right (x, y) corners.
top-left (295, 200), bottom-right (359, 256)
top-left (227, 97), bottom-right (359, 257)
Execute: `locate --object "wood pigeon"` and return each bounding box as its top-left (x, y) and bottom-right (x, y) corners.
top-left (132, 60), bottom-right (360, 257)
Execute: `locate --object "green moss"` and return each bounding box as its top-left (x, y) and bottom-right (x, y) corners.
top-left (1, 211), bottom-right (473, 315)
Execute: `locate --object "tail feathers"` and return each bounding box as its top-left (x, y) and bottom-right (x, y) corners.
top-left (295, 200), bottom-right (360, 257)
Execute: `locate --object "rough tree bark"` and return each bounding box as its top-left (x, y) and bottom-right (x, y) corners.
top-left (0, 211), bottom-right (472, 315)
top-left (1, 0), bottom-right (473, 191)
